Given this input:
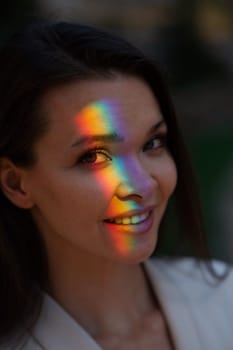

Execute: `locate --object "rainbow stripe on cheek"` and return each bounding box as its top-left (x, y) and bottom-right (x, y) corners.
top-left (74, 99), bottom-right (140, 254)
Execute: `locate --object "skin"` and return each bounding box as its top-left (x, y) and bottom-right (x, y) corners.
top-left (2, 75), bottom-right (177, 348)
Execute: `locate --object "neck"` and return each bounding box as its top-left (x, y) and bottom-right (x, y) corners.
top-left (46, 247), bottom-right (157, 338)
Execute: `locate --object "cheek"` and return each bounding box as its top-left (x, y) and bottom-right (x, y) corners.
top-left (168, 161), bottom-right (177, 194)
top-left (30, 169), bottom-right (113, 219)
top-left (156, 157), bottom-right (177, 198)
top-left (30, 174), bottom-right (109, 240)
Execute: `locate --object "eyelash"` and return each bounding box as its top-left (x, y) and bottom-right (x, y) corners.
top-left (78, 134), bottom-right (167, 168)
top-left (143, 134), bottom-right (167, 152)
top-left (78, 147), bottom-right (112, 168)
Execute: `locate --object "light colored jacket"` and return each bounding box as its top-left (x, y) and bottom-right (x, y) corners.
top-left (4, 258), bottom-right (233, 349)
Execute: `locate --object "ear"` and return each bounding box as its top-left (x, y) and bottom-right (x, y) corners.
top-left (0, 158), bottom-right (34, 209)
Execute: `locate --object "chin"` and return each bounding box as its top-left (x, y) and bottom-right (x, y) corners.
top-left (113, 239), bottom-right (157, 265)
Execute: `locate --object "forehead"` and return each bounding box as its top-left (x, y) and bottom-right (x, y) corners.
top-left (40, 76), bottom-right (164, 143)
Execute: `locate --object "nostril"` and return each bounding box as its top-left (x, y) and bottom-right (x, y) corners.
top-left (115, 181), bottom-right (143, 199)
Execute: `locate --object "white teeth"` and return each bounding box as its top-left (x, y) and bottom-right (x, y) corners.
top-left (106, 211), bottom-right (150, 225)
top-left (131, 213), bottom-right (148, 224)
top-left (122, 217), bottom-right (131, 225)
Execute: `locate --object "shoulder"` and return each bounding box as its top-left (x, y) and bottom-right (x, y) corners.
top-left (144, 257), bottom-right (233, 300)
top-left (0, 336), bottom-right (43, 350)
top-left (144, 257), bottom-right (233, 348)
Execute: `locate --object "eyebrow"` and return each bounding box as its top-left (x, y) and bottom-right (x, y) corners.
top-left (71, 133), bottom-right (124, 148)
top-left (148, 120), bottom-right (166, 134)
top-left (71, 120), bottom-right (166, 148)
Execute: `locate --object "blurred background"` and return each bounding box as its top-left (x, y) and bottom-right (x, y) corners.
top-left (0, 0), bottom-right (232, 262)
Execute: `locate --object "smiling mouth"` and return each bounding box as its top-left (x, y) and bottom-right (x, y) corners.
top-left (104, 211), bottom-right (151, 225)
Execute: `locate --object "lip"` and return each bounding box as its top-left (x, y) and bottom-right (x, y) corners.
top-left (103, 205), bottom-right (155, 222)
top-left (103, 206), bottom-right (155, 235)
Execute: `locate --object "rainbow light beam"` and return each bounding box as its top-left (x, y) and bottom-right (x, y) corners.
top-left (75, 99), bottom-right (144, 255)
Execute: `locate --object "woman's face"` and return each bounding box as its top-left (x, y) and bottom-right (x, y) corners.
top-left (26, 76), bottom-right (177, 264)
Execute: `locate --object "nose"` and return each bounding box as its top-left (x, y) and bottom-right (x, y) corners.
top-left (115, 158), bottom-right (157, 202)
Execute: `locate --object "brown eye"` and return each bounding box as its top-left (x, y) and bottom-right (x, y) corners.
top-left (81, 151), bottom-right (98, 164)
top-left (79, 149), bottom-right (112, 166)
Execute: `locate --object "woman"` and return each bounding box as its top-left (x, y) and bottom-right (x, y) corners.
top-left (0, 21), bottom-right (232, 350)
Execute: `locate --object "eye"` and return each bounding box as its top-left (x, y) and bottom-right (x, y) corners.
top-left (143, 135), bottom-right (167, 152)
top-left (79, 148), bottom-right (112, 167)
